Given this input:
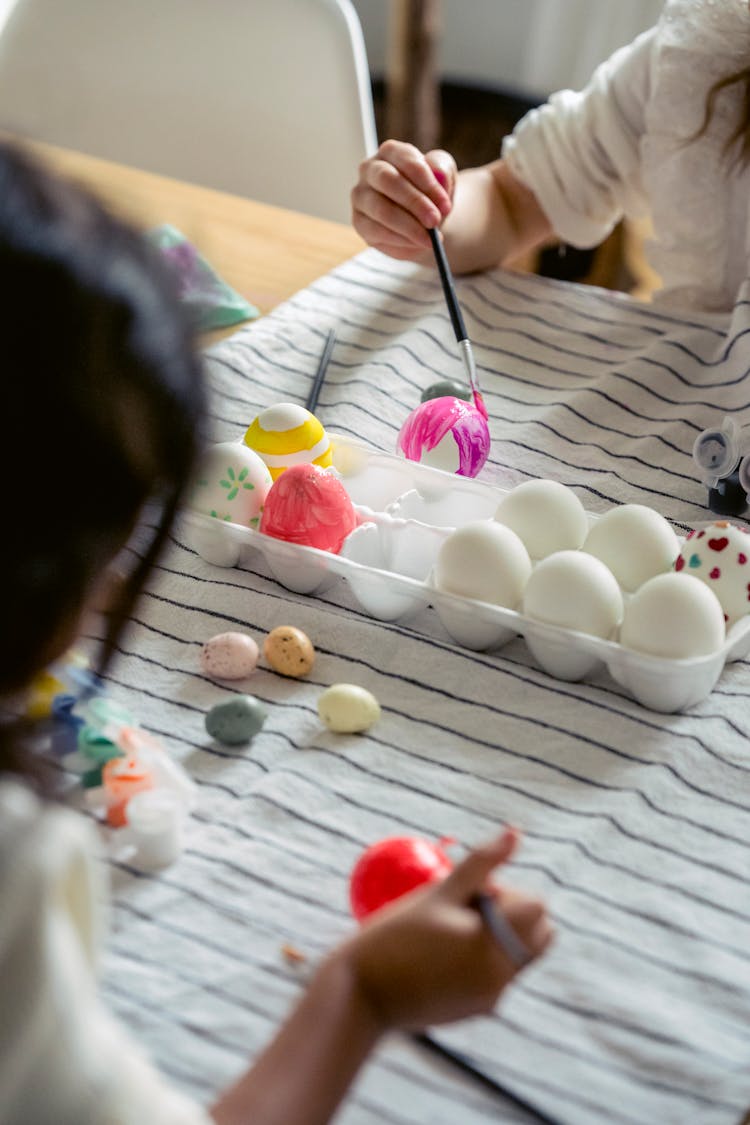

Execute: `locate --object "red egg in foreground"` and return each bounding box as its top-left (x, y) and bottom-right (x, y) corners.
top-left (259, 463), bottom-right (359, 554)
top-left (349, 835), bottom-right (454, 921)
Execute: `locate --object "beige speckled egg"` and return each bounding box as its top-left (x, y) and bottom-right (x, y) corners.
top-left (263, 626), bottom-right (316, 677)
top-left (318, 684), bottom-right (381, 733)
top-left (200, 632), bottom-right (259, 679)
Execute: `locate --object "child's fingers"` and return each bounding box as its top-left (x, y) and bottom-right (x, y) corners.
top-left (373, 140), bottom-right (452, 213)
top-left (440, 828), bottom-right (520, 901)
top-left (495, 887), bottom-right (554, 956)
top-left (357, 161), bottom-right (441, 234)
top-left (353, 190), bottom-right (433, 251)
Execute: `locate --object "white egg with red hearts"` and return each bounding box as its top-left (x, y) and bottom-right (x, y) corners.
top-left (675, 521), bottom-right (750, 626)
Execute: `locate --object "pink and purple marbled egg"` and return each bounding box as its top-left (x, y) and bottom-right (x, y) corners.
top-left (397, 395), bottom-right (490, 478)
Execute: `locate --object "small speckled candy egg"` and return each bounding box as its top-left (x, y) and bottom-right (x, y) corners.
top-left (420, 378), bottom-right (471, 403)
top-left (244, 402), bottom-right (332, 481)
top-left (494, 480), bottom-right (589, 559)
top-left (318, 684), bottom-right (381, 733)
top-left (675, 521), bottom-right (750, 626)
top-left (188, 441), bottom-right (272, 526)
top-left (205, 695), bottom-right (267, 744)
top-left (522, 550), bottom-right (623, 638)
top-left (583, 504), bottom-right (680, 592)
top-left (263, 626), bottom-right (316, 677)
top-left (201, 632), bottom-right (259, 680)
top-left (434, 520), bottom-right (531, 607)
top-left (620, 573), bottom-right (725, 659)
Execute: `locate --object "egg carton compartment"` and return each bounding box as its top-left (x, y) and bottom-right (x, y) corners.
top-left (182, 434), bottom-right (750, 713)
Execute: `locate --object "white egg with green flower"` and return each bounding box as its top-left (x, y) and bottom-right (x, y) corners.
top-left (188, 441), bottom-right (272, 527)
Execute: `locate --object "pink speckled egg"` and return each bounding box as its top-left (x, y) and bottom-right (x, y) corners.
top-left (201, 632), bottom-right (259, 680)
top-left (675, 520), bottom-right (750, 626)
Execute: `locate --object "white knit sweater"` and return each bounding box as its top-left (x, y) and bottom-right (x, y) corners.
top-left (0, 779), bottom-right (212, 1125)
top-left (503, 0), bottom-right (750, 313)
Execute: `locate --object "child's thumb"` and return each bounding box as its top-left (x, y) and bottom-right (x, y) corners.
top-left (441, 828), bottom-right (519, 901)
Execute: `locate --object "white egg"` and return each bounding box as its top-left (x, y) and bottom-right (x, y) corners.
top-left (188, 441), bottom-right (273, 527)
top-left (434, 520), bottom-right (531, 607)
top-left (619, 572), bottom-right (725, 659)
top-left (522, 550), bottom-right (623, 638)
top-left (583, 503), bottom-right (680, 592)
top-left (494, 479), bottom-right (588, 559)
top-left (674, 522), bottom-right (750, 626)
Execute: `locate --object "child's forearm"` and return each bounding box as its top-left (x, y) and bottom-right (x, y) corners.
top-left (210, 952), bottom-right (382, 1125)
top-left (441, 160), bottom-right (553, 275)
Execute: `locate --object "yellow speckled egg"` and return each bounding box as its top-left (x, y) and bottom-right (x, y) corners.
top-left (243, 402), bottom-right (332, 481)
top-left (263, 626), bottom-right (316, 678)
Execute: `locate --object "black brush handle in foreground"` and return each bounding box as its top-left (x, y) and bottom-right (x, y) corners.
top-left (412, 1032), bottom-right (564, 1125)
top-left (428, 227), bottom-right (467, 343)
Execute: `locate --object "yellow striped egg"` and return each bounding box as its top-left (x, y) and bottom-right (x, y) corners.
top-left (243, 403), bottom-right (332, 481)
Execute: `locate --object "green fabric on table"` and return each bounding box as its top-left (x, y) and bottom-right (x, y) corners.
top-left (148, 223), bottom-right (259, 331)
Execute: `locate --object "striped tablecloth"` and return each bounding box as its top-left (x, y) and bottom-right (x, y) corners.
top-left (102, 249), bottom-right (750, 1125)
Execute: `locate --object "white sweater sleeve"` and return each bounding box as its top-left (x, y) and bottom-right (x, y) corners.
top-left (502, 27), bottom-right (657, 248)
top-left (0, 780), bottom-right (213, 1125)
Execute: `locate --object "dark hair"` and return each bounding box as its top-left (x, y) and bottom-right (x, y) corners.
top-left (0, 141), bottom-right (206, 776)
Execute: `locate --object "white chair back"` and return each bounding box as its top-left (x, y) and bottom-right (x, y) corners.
top-left (0, 0), bottom-right (377, 222)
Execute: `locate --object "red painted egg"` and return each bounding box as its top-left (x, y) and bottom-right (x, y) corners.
top-left (259, 463), bottom-right (359, 554)
top-left (349, 835), bottom-right (453, 921)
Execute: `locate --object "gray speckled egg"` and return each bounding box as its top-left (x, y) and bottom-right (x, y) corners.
top-left (205, 695), bottom-right (267, 745)
top-left (420, 379), bottom-right (471, 403)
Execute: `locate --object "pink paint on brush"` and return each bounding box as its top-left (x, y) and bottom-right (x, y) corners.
top-left (397, 395), bottom-right (490, 478)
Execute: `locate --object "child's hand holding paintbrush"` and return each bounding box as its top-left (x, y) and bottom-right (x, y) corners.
top-left (343, 827), bottom-right (551, 1029)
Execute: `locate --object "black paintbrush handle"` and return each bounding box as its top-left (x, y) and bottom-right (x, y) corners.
top-left (428, 226), bottom-right (467, 343)
top-left (412, 1032), bottom-right (564, 1125)
top-left (305, 327), bottom-right (336, 413)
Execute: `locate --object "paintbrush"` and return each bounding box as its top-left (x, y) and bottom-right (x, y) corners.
top-left (305, 327), bottom-right (336, 413)
top-left (428, 227), bottom-right (486, 417)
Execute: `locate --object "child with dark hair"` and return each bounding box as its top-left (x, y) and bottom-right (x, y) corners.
top-left (352, 0), bottom-right (750, 315)
top-left (0, 141), bottom-right (552, 1124)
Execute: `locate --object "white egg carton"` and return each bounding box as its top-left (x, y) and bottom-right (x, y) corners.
top-left (182, 435), bottom-right (750, 713)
